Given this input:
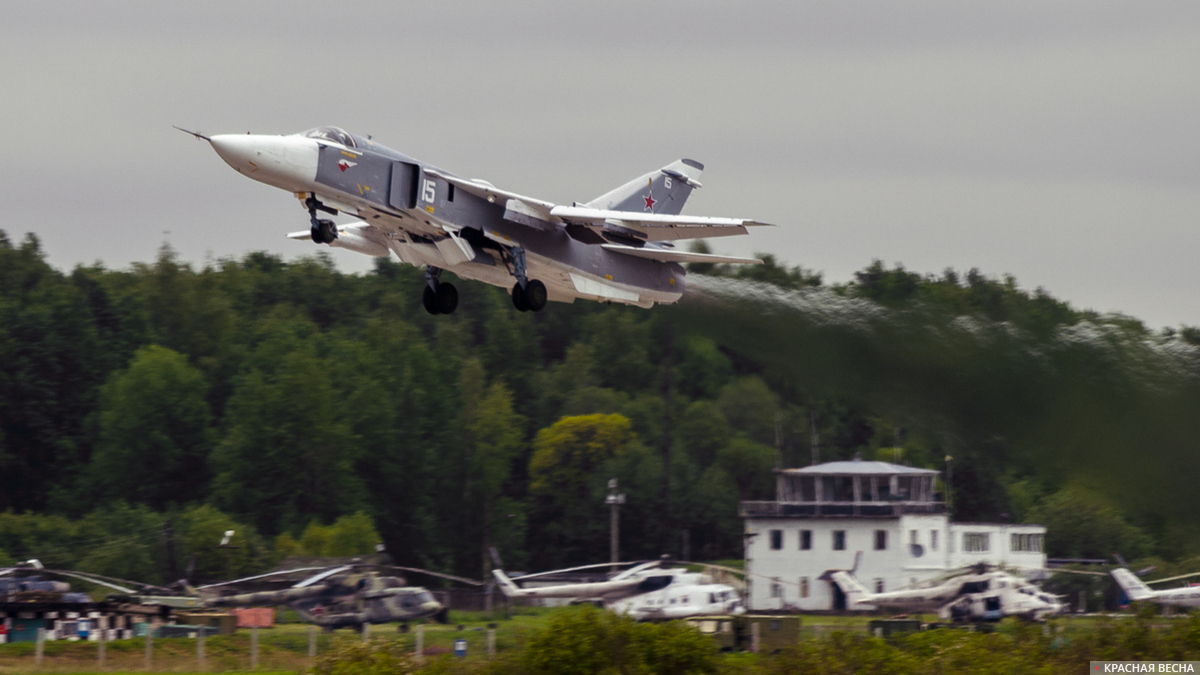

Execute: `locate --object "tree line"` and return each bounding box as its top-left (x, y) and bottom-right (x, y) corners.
top-left (1, 229), bottom-right (1199, 586)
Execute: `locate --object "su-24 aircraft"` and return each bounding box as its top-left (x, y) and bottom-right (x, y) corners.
top-left (829, 555), bottom-right (1065, 622)
top-left (492, 560), bottom-right (745, 621)
top-left (180, 126), bottom-right (770, 314)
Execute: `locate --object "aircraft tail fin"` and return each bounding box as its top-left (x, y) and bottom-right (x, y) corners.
top-left (830, 570), bottom-right (873, 607)
top-left (585, 159), bottom-right (704, 216)
top-left (1111, 568), bottom-right (1155, 602)
top-left (491, 569), bottom-right (524, 598)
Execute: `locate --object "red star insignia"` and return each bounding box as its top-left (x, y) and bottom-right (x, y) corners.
top-left (643, 193), bottom-right (655, 210)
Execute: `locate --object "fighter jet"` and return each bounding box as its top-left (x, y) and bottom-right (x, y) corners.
top-left (180, 126), bottom-right (769, 314)
top-left (492, 560), bottom-right (745, 621)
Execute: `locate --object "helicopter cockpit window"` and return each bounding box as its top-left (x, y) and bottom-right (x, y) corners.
top-left (302, 126), bottom-right (357, 148)
top-left (417, 591), bottom-right (434, 604)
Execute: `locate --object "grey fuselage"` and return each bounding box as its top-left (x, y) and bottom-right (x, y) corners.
top-left (210, 128), bottom-right (687, 307)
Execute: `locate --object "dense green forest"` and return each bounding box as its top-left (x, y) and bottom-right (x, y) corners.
top-left (1, 229), bottom-right (1198, 586)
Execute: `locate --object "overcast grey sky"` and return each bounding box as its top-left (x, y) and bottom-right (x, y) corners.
top-left (2, 1), bottom-right (1198, 326)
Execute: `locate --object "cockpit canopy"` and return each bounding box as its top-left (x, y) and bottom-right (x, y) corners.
top-left (301, 126), bottom-right (356, 148)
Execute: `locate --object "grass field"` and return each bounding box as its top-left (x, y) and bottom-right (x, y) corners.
top-left (0, 607), bottom-right (1187, 674)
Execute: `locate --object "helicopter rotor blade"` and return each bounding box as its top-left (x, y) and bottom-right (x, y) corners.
top-left (294, 565), bottom-right (354, 588)
top-left (508, 561), bottom-right (644, 582)
top-left (376, 566), bottom-right (483, 587)
top-left (196, 566), bottom-right (334, 590)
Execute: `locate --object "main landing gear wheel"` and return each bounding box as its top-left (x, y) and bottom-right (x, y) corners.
top-left (511, 280), bottom-right (547, 312)
top-left (524, 279), bottom-right (547, 311)
top-left (436, 282), bottom-right (458, 314)
top-left (423, 282), bottom-right (459, 315)
top-left (512, 283), bottom-right (529, 312)
top-left (310, 219), bottom-right (338, 244)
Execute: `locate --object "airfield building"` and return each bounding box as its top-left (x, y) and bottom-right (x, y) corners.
top-left (741, 459), bottom-right (1047, 611)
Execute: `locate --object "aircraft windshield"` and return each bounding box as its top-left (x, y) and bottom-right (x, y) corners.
top-left (302, 126), bottom-right (356, 148)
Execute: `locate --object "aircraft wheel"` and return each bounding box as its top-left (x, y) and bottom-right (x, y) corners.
top-left (511, 283), bottom-right (529, 312)
top-left (312, 219), bottom-right (338, 244)
top-left (422, 286), bottom-right (440, 315)
top-left (320, 219), bottom-right (338, 242)
top-left (436, 282), bottom-right (458, 314)
top-left (524, 280), bottom-right (547, 312)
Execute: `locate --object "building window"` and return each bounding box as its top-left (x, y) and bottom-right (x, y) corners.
top-left (910, 529), bottom-right (918, 545)
top-left (931, 530), bottom-right (939, 551)
top-left (770, 529), bottom-right (783, 550)
top-left (963, 532), bottom-right (991, 552)
top-left (874, 579), bottom-right (885, 593)
top-left (833, 530), bottom-right (846, 551)
top-left (770, 580), bottom-right (783, 598)
top-left (800, 529), bottom-right (812, 550)
top-left (1011, 533), bottom-right (1044, 553)
top-left (800, 577), bottom-right (810, 598)
top-left (874, 530), bottom-right (888, 551)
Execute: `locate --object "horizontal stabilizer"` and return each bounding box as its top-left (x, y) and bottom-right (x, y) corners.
top-left (601, 244), bottom-right (762, 265)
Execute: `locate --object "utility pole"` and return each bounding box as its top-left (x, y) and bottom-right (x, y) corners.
top-left (774, 411), bottom-right (783, 470)
top-left (945, 455), bottom-right (953, 513)
top-left (217, 530), bottom-right (238, 580)
top-left (810, 409), bottom-right (820, 465)
top-left (606, 479), bottom-right (625, 573)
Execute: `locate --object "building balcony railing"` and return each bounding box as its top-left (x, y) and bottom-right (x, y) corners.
top-left (739, 501), bottom-right (947, 518)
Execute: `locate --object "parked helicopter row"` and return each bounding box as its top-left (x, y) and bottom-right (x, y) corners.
top-left (0, 559), bottom-right (464, 629)
top-left (9, 551), bottom-right (1199, 627)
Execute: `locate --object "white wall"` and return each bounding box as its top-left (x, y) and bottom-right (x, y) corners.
top-left (744, 516), bottom-right (1046, 610)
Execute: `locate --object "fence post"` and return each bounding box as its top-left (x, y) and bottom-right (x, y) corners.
top-left (487, 627), bottom-right (496, 657)
top-left (250, 625), bottom-right (259, 670)
top-left (197, 625), bottom-right (206, 671)
top-left (98, 617), bottom-right (106, 668)
top-left (35, 626), bottom-right (45, 667)
top-left (145, 623), bottom-right (154, 671)
top-left (415, 624), bottom-right (424, 660)
top-left (308, 624), bottom-right (317, 660)
top-left (750, 621), bottom-right (760, 653)
top-left (361, 622), bottom-right (370, 643)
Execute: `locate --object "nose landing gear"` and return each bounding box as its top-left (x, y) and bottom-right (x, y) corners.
top-left (306, 195), bottom-right (340, 244)
top-left (422, 266), bottom-right (458, 315)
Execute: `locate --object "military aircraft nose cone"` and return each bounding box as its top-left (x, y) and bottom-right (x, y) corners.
top-left (209, 134), bottom-right (257, 171)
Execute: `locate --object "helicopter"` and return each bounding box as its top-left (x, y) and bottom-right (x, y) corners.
top-left (2, 558), bottom-right (475, 629)
top-left (829, 554), bottom-right (1065, 622)
top-left (1109, 554), bottom-right (1200, 609)
top-left (493, 558), bottom-right (745, 620)
top-left (197, 565), bottom-right (455, 628)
